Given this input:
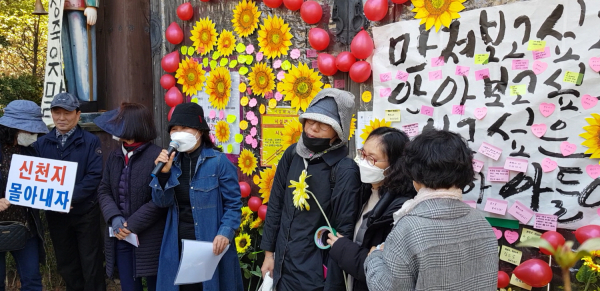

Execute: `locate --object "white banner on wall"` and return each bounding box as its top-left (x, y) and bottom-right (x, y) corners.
top-left (372, 0), bottom-right (600, 229)
top-left (41, 0), bottom-right (66, 125)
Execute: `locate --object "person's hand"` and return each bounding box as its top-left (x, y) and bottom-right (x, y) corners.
top-left (326, 232), bottom-right (344, 247)
top-left (0, 198), bottom-right (10, 212)
top-left (368, 243), bottom-right (385, 256)
top-left (213, 235), bottom-right (229, 255)
top-left (84, 7), bottom-right (97, 26)
top-left (111, 216), bottom-right (126, 235)
top-left (261, 251), bottom-right (274, 278)
top-left (154, 150), bottom-right (176, 173)
top-left (116, 227), bottom-right (132, 240)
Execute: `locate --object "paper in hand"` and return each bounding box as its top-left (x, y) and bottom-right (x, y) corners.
top-left (108, 227), bottom-right (139, 247)
top-left (174, 240), bottom-right (230, 285)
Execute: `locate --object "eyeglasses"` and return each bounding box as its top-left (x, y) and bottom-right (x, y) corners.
top-left (356, 148), bottom-right (387, 167)
top-left (305, 119), bottom-right (331, 131)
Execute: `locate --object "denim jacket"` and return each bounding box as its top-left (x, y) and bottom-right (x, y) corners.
top-left (150, 146), bottom-right (243, 291)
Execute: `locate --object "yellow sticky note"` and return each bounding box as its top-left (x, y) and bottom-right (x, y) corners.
top-left (281, 60), bottom-right (292, 71)
top-left (180, 46), bottom-right (188, 55)
top-left (510, 274), bottom-right (532, 290)
top-left (362, 91), bottom-right (372, 103)
top-left (229, 60), bottom-right (238, 68)
top-left (240, 120), bottom-right (249, 130)
top-left (220, 58), bottom-right (229, 67)
top-left (510, 85), bottom-right (527, 96)
top-left (239, 67), bottom-right (249, 75)
top-left (240, 96), bottom-right (249, 106)
top-left (236, 43), bottom-right (246, 54)
top-left (521, 228), bottom-right (542, 243)
top-left (202, 58), bottom-right (209, 68)
top-left (210, 60), bottom-right (217, 70)
top-left (212, 51), bottom-right (221, 59)
top-left (564, 71), bottom-right (582, 84)
top-left (238, 55), bottom-right (247, 63)
top-left (324, 84), bottom-right (332, 89)
top-left (226, 144), bottom-right (233, 153)
top-left (187, 48), bottom-right (194, 56)
top-left (259, 104), bottom-right (266, 114)
top-left (190, 97), bottom-right (198, 104)
top-left (528, 40), bottom-right (546, 51)
top-left (253, 175), bottom-right (260, 185)
top-left (268, 98), bottom-right (277, 109)
top-left (385, 110), bottom-right (401, 122)
top-left (474, 54), bottom-right (489, 64)
top-left (239, 83), bottom-right (247, 93)
top-left (277, 82), bottom-right (284, 92)
top-left (245, 55), bottom-right (254, 65)
top-left (499, 245), bottom-right (522, 265)
top-left (235, 134), bottom-right (243, 143)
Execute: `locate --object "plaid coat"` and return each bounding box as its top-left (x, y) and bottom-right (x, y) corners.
top-left (364, 198), bottom-right (498, 291)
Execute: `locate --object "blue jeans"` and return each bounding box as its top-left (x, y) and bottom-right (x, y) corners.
top-left (115, 240), bottom-right (156, 291)
top-left (0, 236), bottom-right (42, 291)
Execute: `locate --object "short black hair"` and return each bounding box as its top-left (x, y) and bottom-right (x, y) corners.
top-left (402, 129), bottom-right (474, 189)
top-left (112, 102), bottom-right (157, 143)
top-left (0, 125), bottom-right (18, 146)
top-left (200, 130), bottom-right (222, 152)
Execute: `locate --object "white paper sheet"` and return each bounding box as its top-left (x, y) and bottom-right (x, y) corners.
top-left (108, 227), bottom-right (139, 247)
top-left (174, 240), bottom-right (229, 285)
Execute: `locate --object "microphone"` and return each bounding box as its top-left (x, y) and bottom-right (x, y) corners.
top-left (151, 141), bottom-right (180, 177)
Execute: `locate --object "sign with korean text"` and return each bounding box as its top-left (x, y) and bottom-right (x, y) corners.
top-left (41, 0), bottom-right (66, 125)
top-left (6, 155), bottom-right (77, 213)
top-left (260, 107), bottom-right (299, 167)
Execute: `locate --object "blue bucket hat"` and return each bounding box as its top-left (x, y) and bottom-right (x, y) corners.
top-left (0, 100), bottom-right (49, 134)
top-left (93, 108), bottom-right (124, 137)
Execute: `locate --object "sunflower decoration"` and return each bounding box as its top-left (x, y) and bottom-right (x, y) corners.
top-left (360, 118), bottom-right (392, 143)
top-left (289, 170), bottom-right (312, 211)
top-left (235, 232), bottom-right (251, 254)
top-left (215, 120), bottom-right (230, 143)
top-left (206, 67), bottom-right (232, 110)
top-left (282, 63), bottom-right (323, 112)
top-left (238, 149), bottom-right (258, 176)
top-left (257, 15), bottom-right (293, 59)
top-left (175, 57), bottom-right (206, 97)
top-left (217, 29), bottom-right (236, 57)
top-left (250, 217), bottom-right (264, 229)
top-left (232, 0), bottom-right (261, 37)
top-left (258, 166), bottom-right (277, 204)
top-left (580, 113), bottom-right (600, 163)
top-left (281, 119), bottom-right (302, 149)
top-left (412, 0), bottom-right (466, 32)
top-left (348, 114), bottom-right (357, 140)
top-left (190, 17), bottom-right (218, 55)
top-left (248, 62), bottom-right (276, 97)
top-left (582, 250), bottom-right (600, 273)
top-left (240, 206), bottom-right (253, 229)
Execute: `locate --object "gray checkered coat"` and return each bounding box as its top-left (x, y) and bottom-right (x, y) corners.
top-left (364, 198), bottom-right (498, 291)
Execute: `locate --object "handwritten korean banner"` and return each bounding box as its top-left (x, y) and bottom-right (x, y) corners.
top-left (41, 0), bottom-right (66, 125)
top-left (6, 155), bottom-right (77, 213)
top-left (372, 0), bottom-right (600, 229)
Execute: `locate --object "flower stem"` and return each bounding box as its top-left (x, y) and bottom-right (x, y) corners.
top-left (584, 273), bottom-right (592, 291)
top-left (563, 267), bottom-right (572, 291)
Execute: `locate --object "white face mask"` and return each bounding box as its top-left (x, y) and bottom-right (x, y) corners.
top-left (170, 131), bottom-right (199, 152)
top-left (17, 132), bottom-right (38, 147)
top-left (358, 158), bottom-right (387, 184)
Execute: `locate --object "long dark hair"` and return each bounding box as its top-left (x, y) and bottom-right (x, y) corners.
top-left (112, 102), bottom-right (157, 143)
top-left (201, 131), bottom-right (222, 152)
top-left (365, 127), bottom-right (413, 197)
top-left (0, 125), bottom-right (18, 146)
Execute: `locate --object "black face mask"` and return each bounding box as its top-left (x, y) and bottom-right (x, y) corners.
top-left (302, 131), bottom-right (332, 153)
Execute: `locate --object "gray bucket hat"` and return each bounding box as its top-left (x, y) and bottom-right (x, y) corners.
top-left (0, 100), bottom-right (49, 134)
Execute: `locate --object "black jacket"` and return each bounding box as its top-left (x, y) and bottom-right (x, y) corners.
top-left (329, 184), bottom-right (414, 291)
top-left (261, 144), bottom-right (361, 291)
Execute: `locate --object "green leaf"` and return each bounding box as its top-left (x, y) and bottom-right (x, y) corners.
top-left (259, 228), bottom-right (263, 236)
top-left (248, 252), bottom-right (256, 260)
top-left (516, 238), bottom-right (555, 253)
top-left (243, 268), bottom-right (251, 279)
top-left (577, 238), bottom-right (600, 253)
top-left (576, 265), bottom-right (598, 284)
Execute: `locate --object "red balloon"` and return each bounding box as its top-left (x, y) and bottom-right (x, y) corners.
top-left (364, 0), bottom-right (388, 22)
top-left (308, 28), bottom-right (330, 51)
top-left (166, 22), bottom-right (184, 45)
top-left (161, 51), bottom-right (180, 73)
top-left (239, 182), bottom-right (251, 198)
top-left (264, 0), bottom-right (283, 8)
top-left (349, 61), bottom-right (371, 83)
top-left (540, 231), bottom-right (565, 255)
top-left (317, 53), bottom-right (337, 76)
top-left (283, 0), bottom-right (303, 11)
top-left (258, 204), bottom-right (268, 220)
top-left (300, 1), bottom-right (322, 24)
top-left (200, 0), bottom-right (210, 2)
top-left (165, 87), bottom-right (183, 107)
top-left (391, 0), bottom-right (410, 3)
top-left (497, 271), bottom-right (510, 288)
top-left (168, 106), bottom-right (175, 121)
top-left (514, 259), bottom-right (552, 287)
top-left (177, 3), bottom-right (194, 21)
top-left (160, 74), bottom-right (176, 90)
top-left (248, 196), bottom-right (262, 212)
top-left (575, 225), bottom-right (600, 244)
top-left (351, 30), bottom-right (374, 59)
top-left (336, 52), bottom-right (356, 72)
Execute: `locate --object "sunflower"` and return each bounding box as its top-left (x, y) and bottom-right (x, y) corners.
top-left (348, 115), bottom-right (357, 140)
top-left (360, 118), bottom-right (392, 143)
top-left (238, 149), bottom-right (258, 175)
top-left (215, 120), bottom-right (230, 142)
top-left (248, 62), bottom-right (276, 97)
top-left (250, 217), bottom-right (264, 229)
top-left (289, 170), bottom-right (312, 211)
top-left (583, 250), bottom-right (600, 273)
top-left (257, 15), bottom-right (293, 59)
top-left (281, 119), bottom-right (302, 149)
top-left (580, 113), bottom-right (600, 163)
top-left (240, 206), bottom-right (253, 229)
top-left (232, 0), bottom-right (261, 37)
top-left (258, 166), bottom-right (277, 204)
top-left (175, 57), bottom-right (206, 96)
top-left (282, 63), bottom-right (323, 112)
top-left (206, 67), bottom-right (232, 110)
top-left (412, 0), bottom-right (465, 32)
top-left (190, 17), bottom-right (218, 55)
top-left (235, 232), bottom-right (251, 254)
top-left (217, 29), bottom-right (236, 57)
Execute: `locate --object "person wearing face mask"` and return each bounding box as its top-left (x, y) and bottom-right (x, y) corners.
top-left (325, 127), bottom-right (415, 291)
top-left (0, 100), bottom-right (49, 291)
top-left (151, 102), bottom-right (243, 291)
top-left (260, 88), bottom-right (361, 291)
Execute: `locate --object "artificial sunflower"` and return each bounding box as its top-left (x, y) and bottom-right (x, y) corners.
top-left (257, 15), bottom-right (293, 59)
top-left (190, 17), bottom-right (218, 55)
top-left (215, 120), bottom-right (230, 142)
top-left (175, 57), bottom-right (206, 96)
top-left (206, 67), bottom-right (232, 110)
top-left (232, 0), bottom-right (261, 37)
top-left (217, 29), bottom-right (236, 57)
top-left (238, 149), bottom-right (258, 175)
top-left (258, 166), bottom-right (277, 204)
top-left (360, 118), bottom-right (392, 143)
top-left (282, 63), bottom-right (323, 112)
top-left (412, 0), bottom-right (466, 32)
top-left (240, 206), bottom-right (253, 229)
top-left (281, 119), bottom-right (302, 149)
top-left (583, 250), bottom-right (600, 273)
top-left (250, 217), bottom-right (264, 229)
top-left (580, 113), bottom-right (600, 163)
top-left (235, 232), bottom-right (251, 254)
top-left (289, 170), bottom-right (312, 211)
top-left (248, 62), bottom-right (276, 97)
top-left (348, 115), bottom-right (357, 140)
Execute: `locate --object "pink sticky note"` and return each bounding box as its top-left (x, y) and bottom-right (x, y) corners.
top-left (256, 52), bottom-right (264, 62)
top-left (334, 80), bottom-right (345, 88)
top-left (539, 102), bottom-right (556, 117)
top-left (265, 91), bottom-right (274, 99)
top-left (311, 60), bottom-right (318, 69)
top-left (275, 92), bottom-right (283, 101)
top-left (250, 117), bottom-right (258, 126)
top-left (531, 124), bottom-right (547, 138)
top-left (273, 59), bottom-right (282, 69)
top-left (380, 88), bottom-right (392, 98)
top-left (455, 65), bottom-right (470, 77)
top-left (421, 105), bottom-right (434, 116)
top-left (246, 44), bottom-right (255, 54)
top-left (472, 159), bottom-right (484, 173)
top-left (428, 70), bottom-right (442, 81)
top-left (209, 110), bottom-right (216, 119)
top-left (252, 138), bottom-right (258, 149)
top-left (246, 111), bottom-right (256, 120)
top-left (560, 141), bottom-right (577, 156)
top-left (582, 94), bottom-right (599, 110)
top-left (452, 105), bottom-right (465, 115)
top-left (475, 68), bottom-right (490, 81)
top-left (484, 198), bottom-right (508, 215)
top-left (464, 200), bottom-right (477, 209)
top-left (541, 158), bottom-right (558, 173)
top-left (401, 123), bottom-right (419, 137)
top-left (245, 134), bottom-right (253, 145)
top-left (488, 167), bottom-right (510, 182)
top-left (504, 157), bottom-right (529, 173)
top-left (290, 49), bottom-right (301, 59)
top-left (247, 88), bottom-right (252, 95)
top-left (250, 127), bottom-right (257, 137)
top-left (474, 107), bottom-right (487, 120)
top-left (589, 57), bottom-right (600, 72)
top-left (380, 72), bottom-right (392, 82)
top-left (534, 213), bottom-right (558, 231)
top-left (492, 227), bottom-right (502, 239)
top-left (512, 59), bottom-right (529, 70)
top-left (306, 49), bottom-right (317, 58)
top-left (533, 60), bottom-right (548, 75)
top-left (532, 47), bottom-right (551, 60)
top-left (219, 110), bottom-right (225, 120)
top-left (508, 201), bottom-right (534, 224)
top-left (431, 56), bottom-right (445, 67)
top-left (587, 164), bottom-right (600, 179)
top-left (277, 71), bottom-right (285, 81)
top-left (504, 230), bottom-right (519, 244)
top-left (478, 142), bottom-right (503, 161)
top-left (249, 98), bottom-right (257, 108)
top-left (396, 70), bottom-right (409, 81)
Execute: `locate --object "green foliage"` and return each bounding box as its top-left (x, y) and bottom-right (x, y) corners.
top-left (577, 265), bottom-right (598, 284)
top-left (0, 74), bottom-right (43, 115)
